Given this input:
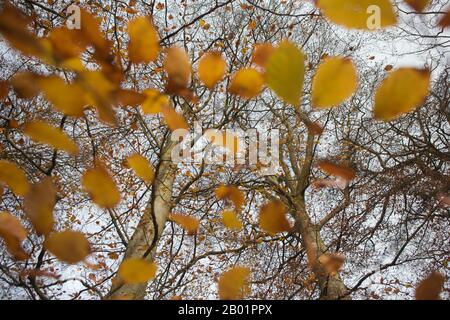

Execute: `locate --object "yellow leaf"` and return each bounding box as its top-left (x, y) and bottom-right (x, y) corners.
top-left (218, 266), bottom-right (251, 300)
top-left (215, 185), bottom-right (245, 210)
top-left (24, 177), bottom-right (56, 236)
top-left (169, 213), bottom-right (200, 235)
top-left (199, 19), bottom-right (210, 30)
top-left (265, 41), bottom-right (305, 106)
top-left (39, 76), bottom-right (86, 117)
top-left (23, 121), bottom-right (79, 154)
top-left (79, 71), bottom-right (117, 126)
top-left (118, 258), bottom-right (157, 284)
top-left (126, 154), bottom-right (154, 184)
top-left (82, 164), bottom-right (121, 208)
top-left (374, 68), bottom-right (430, 121)
top-left (222, 210), bottom-right (243, 230)
top-left (316, 0), bottom-right (397, 30)
top-left (141, 89), bottom-right (170, 114)
top-left (404, 0), bottom-right (430, 12)
top-left (161, 105), bottom-right (189, 131)
top-left (198, 52), bottom-right (227, 89)
top-left (259, 200), bottom-right (291, 235)
top-left (0, 211), bottom-right (29, 260)
top-left (312, 57), bottom-right (358, 108)
top-left (228, 68), bottom-right (264, 99)
top-left (44, 230), bottom-right (91, 264)
top-left (415, 272), bottom-right (445, 300)
top-left (0, 160), bottom-right (30, 196)
top-left (127, 16), bottom-right (160, 63)
top-left (164, 47), bottom-right (191, 90)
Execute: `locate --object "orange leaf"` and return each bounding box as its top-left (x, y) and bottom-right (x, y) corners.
top-left (198, 52), bottom-right (227, 89)
top-left (169, 213), bottom-right (200, 235)
top-left (439, 9), bottom-right (450, 28)
top-left (82, 164), bottom-right (121, 208)
top-left (0, 211), bottom-right (29, 260)
top-left (11, 72), bottom-right (41, 99)
top-left (215, 185), bottom-right (245, 210)
top-left (39, 76), bottom-right (86, 117)
top-left (252, 43), bottom-right (274, 68)
top-left (44, 230), bottom-right (91, 264)
top-left (404, 0), bottom-right (431, 12)
top-left (126, 154), bottom-right (154, 184)
top-left (141, 89), bottom-right (170, 114)
top-left (317, 160), bottom-right (356, 181)
top-left (222, 210), bottom-right (243, 230)
top-left (161, 105), bottom-right (189, 131)
top-left (0, 2), bottom-right (46, 58)
top-left (229, 68), bottom-right (264, 99)
top-left (113, 89), bottom-right (145, 107)
top-left (0, 160), bottom-right (30, 196)
top-left (374, 68), bottom-right (430, 121)
top-left (127, 16), bottom-right (160, 63)
top-left (318, 253), bottom-right (345, 276)
top-left (218, 266), bottom-right (251, 300)
top-left (118, 258), bottom-right (157, 284)
top-left (0, 80), bottom-right (9, 101)
top-left (259, 200), bottom-right (291, 235)
top-left (24, 177), bottom-right (56, 236)
top-left (23, 120), bottom-right (79, 154)
top-left (79, 71), bottom-right (117, 126)
top-left (164, 47), bottom-right (192, 92)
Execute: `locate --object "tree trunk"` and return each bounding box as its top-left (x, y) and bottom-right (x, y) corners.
top-left (294, 198), bottom-right (350, 300)
top-left (107, 140), bottom-right (176, 300)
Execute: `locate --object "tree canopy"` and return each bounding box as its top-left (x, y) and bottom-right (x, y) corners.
top-left (0, 0), bottom-right (449, 300)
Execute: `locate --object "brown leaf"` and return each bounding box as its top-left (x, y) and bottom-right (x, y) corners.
top-left (317, 160), bottom-right (356, 181)
top-left (415, 272), bottom-right (445, 300)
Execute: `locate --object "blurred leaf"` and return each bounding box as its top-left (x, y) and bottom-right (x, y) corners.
top-left (118, 258), bottom-right (157, 284)
top-left (374, 68), bottom-right (430, 121)
top-left (169, 213), bottom-right (200, 235)
top-left (126, 153), bottom-right (154, 184)
top-left (222, 210), bottom-right (243, 230)
top-left (415, 272), bottom-right (445, 300)
top-left (312, 57), bottom-right (358, 108)
top-left (82, 164), bottom-right (121, 208)
top-left (127, 16), bottom-right (160, 63)
top-left (259, 200), bottom-right (291, 235)
top-left (23, 121), bottom-right (79, 154)
top-left (229, 68), bottom-right (264, 99)
top-left (0, 211), bottom-right (29, 260)
top-left (215, 185), bottom-right (245, 210)
top-left (218, 266), bottom-right (251, 300)
top-left (24, 177), bottom-right (56, 236)
top-left (0, 160), bottom-right (30, 196)
top-left (316, 0), bottom-right (397, 30)
top-left (198, 52), bottom-right (227, 89)
top-left (265, 41), bottom-right (305, 106)
top-left (44, 230), bottom-right (91, 264)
